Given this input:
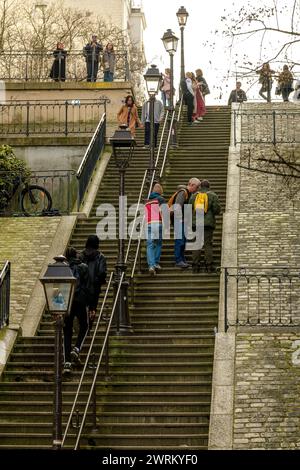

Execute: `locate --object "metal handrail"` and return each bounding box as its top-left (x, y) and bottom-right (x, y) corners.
top-left (76, 113), bottom-right (106, 210)
top-left (125, 109), bottom-right (170, 263)
top-left (62, 104), bottom-right (174, 448)
top-left (77, 114), bottom-right (106, 179)
top-left (130, 96), bottom-right (184, 278)
top-left (222, 266), bottom-right (300, 331)
top-left (61, 271), bottom-right (114, 447)
top-left (0, 261), bottom-right (10, 330)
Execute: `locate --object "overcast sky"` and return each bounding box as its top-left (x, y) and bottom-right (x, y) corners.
top-left (142, 0), bottom-right (300, 104)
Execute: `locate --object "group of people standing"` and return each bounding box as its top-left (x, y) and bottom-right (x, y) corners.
top-left (145, 179), bottom-right (221, 276)
top-left (181, 69), bottom-right (210, 124)
top-left (49, 35), bottom-right (116, 83)
top-left (227, 63), bottom-right (299, 105)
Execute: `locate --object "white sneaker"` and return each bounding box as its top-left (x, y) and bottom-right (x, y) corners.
top-left (149, 267), bottom-right (156, 276)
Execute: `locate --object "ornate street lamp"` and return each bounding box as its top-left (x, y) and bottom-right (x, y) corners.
top-left (176, 6), bottom-right (189, 89)
top-left (161, 29), bottom-right (179, 146)
top-left (144, 64), bottom-right (162, 183)
top-left (40, 255), bottom-right (76, 450)
top-left (110, 127), bottom-right (136, 335)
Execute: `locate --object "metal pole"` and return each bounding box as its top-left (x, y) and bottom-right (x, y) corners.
top-left (224, 268), bottom-right (228, 333)
top-left (26, 102), bottom-right (30, 137)
top-left (112, 167), bottom-right (132, 335)
top-left (180, 26), bottom-right (185, 98)
top-left (65, 100), bottom-right (68, 136)
top-left (53, 314), bottom-right (63, 450)
top-left (272, 110), bottom-right (276, 145)
top-left (149, 96), bottom-right (155, 183)
top-left (170, 53), bottom-right (174, 113)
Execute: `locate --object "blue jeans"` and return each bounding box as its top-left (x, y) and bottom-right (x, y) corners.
top-left (146, 224), bottom-right (162, 268)
top-left (104, 71), bottom-right (114, 82)
top-left (174, 223), bottom-right (187, 264)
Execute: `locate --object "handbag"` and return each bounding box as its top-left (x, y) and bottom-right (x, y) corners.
top-left (275, 85), bottom-right (281, 95)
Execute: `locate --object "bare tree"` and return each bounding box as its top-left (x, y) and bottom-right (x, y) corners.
top-left (220, 0), bottom-right (300, 73)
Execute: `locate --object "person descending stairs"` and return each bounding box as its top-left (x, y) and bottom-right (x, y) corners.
top-left (0, 105), bottom-right (230, 449)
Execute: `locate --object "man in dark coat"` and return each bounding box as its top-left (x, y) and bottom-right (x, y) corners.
top-left (81, 235), bottom-right (107, 321)
top-left (228, 82), bottom-right (247, 105)
top-left (189, 180), bottom-right (221, 273)
top-left (83, 35), bottom-right (103, 82)
top-left (180, 75), bottom-right (194, 124)
top-left (63, 247), bottom-right (90, 374)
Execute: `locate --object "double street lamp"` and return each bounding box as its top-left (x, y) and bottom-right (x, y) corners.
top-left (176, 6), bottom-right (189, 86)
top-left (110, 126), bottom-right (136, 335)
top-left (40, 256), bottom-right (76, 450)
top-left (143, 64), bottom-right (162, 183)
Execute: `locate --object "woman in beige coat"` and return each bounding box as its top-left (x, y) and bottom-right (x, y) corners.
top-left (117, 95), bottom-right (142, 137)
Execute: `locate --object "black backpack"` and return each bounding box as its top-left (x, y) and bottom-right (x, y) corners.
top-left (70, 262), bottom-right (89, 304)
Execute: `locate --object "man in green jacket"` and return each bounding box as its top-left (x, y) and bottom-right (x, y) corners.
top-left (189, 180), bottom-right (221, 273)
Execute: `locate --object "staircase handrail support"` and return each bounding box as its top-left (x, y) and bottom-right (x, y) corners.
top-left (76, 113), bottom-right (106, 211)
top-left (61, 271), bottom-right (114, 447)
top-left (0, 261), bottom-right (10, 330)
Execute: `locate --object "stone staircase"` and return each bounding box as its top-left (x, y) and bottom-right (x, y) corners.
top-left (0, 105), bottom-right (230, 449)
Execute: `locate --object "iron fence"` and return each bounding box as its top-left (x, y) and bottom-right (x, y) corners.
top-left (0, 50), bottom-right (130, 82)
top-left (0, 170), bottom-right (76, 216)
top-left (0, 99), bottom-right (109, 136)
top-left (234, 110), bottom-right (300, 145)
top-left (224, 267), bottom-right (300, 331)
top-left (0, 261), bottom-right (10, 330)
top-left (76, 113), bottom-right (106, 211)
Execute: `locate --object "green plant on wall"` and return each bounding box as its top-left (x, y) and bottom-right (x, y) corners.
top-left (0, 145), bottom-right (31, 211)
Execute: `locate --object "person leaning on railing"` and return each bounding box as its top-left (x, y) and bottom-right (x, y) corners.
top-left (277, 65), bottom-right (294, 102)
top-left (49, 42), bottom-right (67, 82)
top-left (83, 35), bottom-right (103, 82)
top-left (102, 43), bottom-right (116, 82)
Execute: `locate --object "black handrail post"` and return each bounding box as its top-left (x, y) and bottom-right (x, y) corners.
top-left (224, 268), bottom-right (228, 332)
top-left (53, 314), bottom-right (64, 450)
top-left (90, 353), bottom-right (98, 433)
top-left (105, 314), bottom-right (110, 380)
top-left (25, 52), bottom-right (29, 82)
top-left (26, 102), bottom-right (30, 137)
top-left (234, 110), bottom-right (237, 146)
top-left (272, 110), bottom-right (276, 145)
top-left (65, 100), bottom-right (68, 136)
top-left (125, 52), bottom-right (130, 81)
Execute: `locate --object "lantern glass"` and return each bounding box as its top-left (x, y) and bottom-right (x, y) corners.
top-left (161, 29), bottom-right (179, 55)
top-left (176, 6), bottom-right (189, 27)
top-left (44, 281), bottom-right (74, 314)
top-left (144, 64), bottom-right (162, 97)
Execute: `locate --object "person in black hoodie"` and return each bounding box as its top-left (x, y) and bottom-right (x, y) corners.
top-left (63, 247), bottom-right (90, 375)
top-left (81, 235), bottom-right (107, 325)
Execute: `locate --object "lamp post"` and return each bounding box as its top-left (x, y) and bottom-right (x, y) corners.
top-left (110, 127), bottom-right (136, 335)
top-left (176, 6), bottom-right (189, 90)
top-left (40, 256), bottom-right (76, 450)
top-left (143, 64), bottom-right (162, 184)
top-left (161, 29), bottom-right (179, 146)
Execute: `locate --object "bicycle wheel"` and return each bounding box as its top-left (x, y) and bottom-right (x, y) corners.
top-left (21, 185), bottom-right (52, 216)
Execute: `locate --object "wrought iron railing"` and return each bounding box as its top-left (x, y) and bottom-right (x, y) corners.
top-left (61, 100), bottom-right (177, 449)
top-left (76, 113), bottom-right (106, 211)
top-left (233, 110), bottom-right (300, 145)
top-left (0, 170), bottom-right (76, 216)
top-left (0, 99), bottom-right (109, 136)
top-left (223, 266), bottom-right (300, 331)
top-left (0, 50), bottom-right (130, 82)
top-left (0, 261), bottom-right (10, 330)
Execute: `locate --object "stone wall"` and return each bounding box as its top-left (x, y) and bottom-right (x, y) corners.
top-left (234, 332), bottom-right (300, 449)
top-left (232, 103), bottom-right (300, 449)
top-left (0, 217), bottom-right (60, 327)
